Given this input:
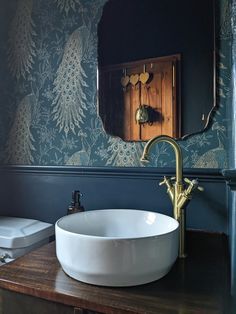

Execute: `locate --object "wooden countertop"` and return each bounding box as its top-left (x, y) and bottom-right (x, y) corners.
top-left (0, 232), bottom-right (230, 314)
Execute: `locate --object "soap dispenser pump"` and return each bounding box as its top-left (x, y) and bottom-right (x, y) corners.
top-left (67, 190), bottom-right (84, 215)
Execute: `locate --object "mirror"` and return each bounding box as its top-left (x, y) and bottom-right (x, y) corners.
top-left (97, 0), bottom-right (216, 140)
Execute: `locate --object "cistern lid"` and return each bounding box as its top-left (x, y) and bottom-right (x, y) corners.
top-left (0, 216), bottom-right (54, 249)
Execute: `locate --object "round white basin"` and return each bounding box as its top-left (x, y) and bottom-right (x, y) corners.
top-left (55, 209), bottom-right (179, 287)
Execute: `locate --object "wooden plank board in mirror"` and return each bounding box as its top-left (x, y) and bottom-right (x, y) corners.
top-left (98, 55), bottom-right (181, 141)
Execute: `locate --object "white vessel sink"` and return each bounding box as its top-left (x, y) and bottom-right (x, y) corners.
top-left (55, 209), bottom-right (179, 287)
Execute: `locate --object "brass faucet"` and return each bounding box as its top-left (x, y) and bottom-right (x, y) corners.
top-left (141, 135), bottom-right (203, 258)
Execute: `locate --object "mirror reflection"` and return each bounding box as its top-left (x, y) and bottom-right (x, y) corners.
top-left (98, 0), bottom-right (216, 140)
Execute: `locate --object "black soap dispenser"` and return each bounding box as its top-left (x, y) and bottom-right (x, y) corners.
top-left (67, 190), bottom-right (84, 214)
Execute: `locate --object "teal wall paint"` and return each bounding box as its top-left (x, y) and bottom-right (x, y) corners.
top-left (0, 0), bottom-right (232, 168)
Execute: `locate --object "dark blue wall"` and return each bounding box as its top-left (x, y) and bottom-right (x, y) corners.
top-left (222, 170), bottom-right (236, 299)
top-left (0, 166), bottom-right (227, 234)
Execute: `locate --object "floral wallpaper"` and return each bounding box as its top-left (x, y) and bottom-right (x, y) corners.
top-left (0, 0), bottom-right (232, 168)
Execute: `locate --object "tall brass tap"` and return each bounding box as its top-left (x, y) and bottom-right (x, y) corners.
top-left (141, 135), bottom-right (203, 258)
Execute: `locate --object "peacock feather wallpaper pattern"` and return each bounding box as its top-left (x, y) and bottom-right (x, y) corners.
top-left (0, 0), bottom-right (232, 168)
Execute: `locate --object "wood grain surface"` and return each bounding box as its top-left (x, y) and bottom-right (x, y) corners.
top-left (0, 231), bottom-right (230, 314)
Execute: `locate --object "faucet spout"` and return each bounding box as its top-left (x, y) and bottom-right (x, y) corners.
top-left (141, 135), bottom-right (183, 185)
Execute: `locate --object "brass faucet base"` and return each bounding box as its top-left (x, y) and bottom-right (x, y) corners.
top-left (141, 135), bottom-right (203, 258)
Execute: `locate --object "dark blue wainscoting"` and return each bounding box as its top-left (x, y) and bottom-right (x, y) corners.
top-left (222, 169), bottom-right (236, 298)
top-left (0, 166), bottom-right (228, 234)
